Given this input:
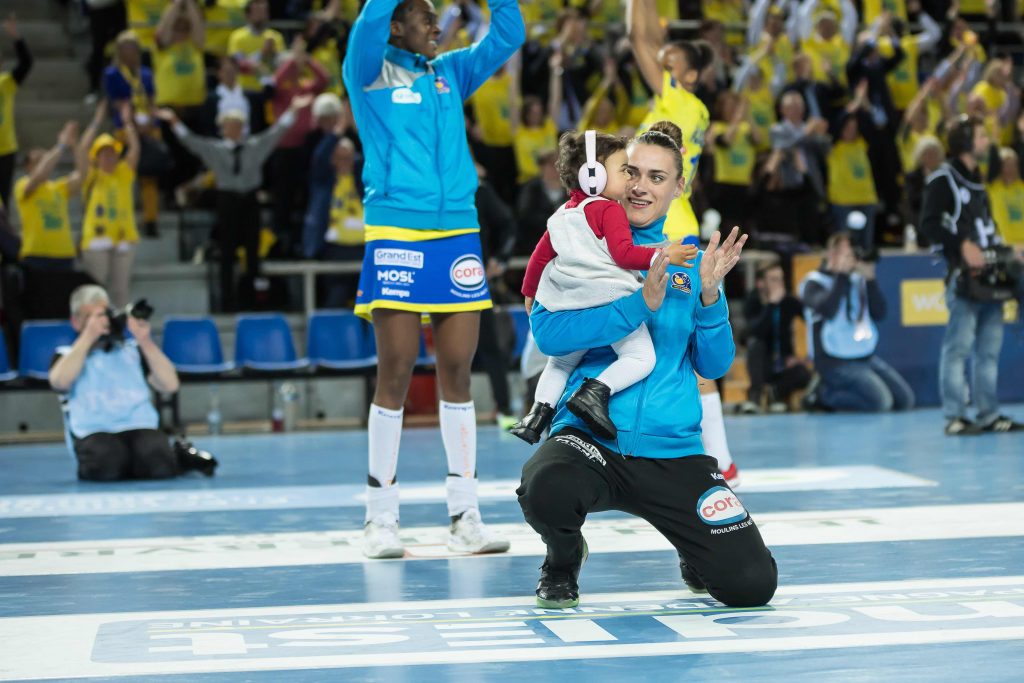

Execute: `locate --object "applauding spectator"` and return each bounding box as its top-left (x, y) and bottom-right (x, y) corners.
top-left (78, 102), bottom-right (143, 309)
top-left (15, 122), bottom-right (83, 272)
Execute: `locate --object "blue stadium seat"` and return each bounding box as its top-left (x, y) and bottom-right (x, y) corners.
top-left (234, 314), bottom-right (310, 372)
top-left (161, 317), bottom-right (235, 375)
top-left (0, 331), bottom-right (17, 382)
top-left (18, 321), bottom-right (77, 381)
top-left (509, 307), bottom-right (530, 361)
top-left (307, 310), bottom-right (377, 370)
top-left (366, 326), bottom-right (435, 366)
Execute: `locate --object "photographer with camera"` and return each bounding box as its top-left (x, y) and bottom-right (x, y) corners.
top-left (48, 285), bottom-right (217, 481)
top-left (920, 115), bottom-right (1024, 436)
top-left (799, 232), bottom-right (915, 413)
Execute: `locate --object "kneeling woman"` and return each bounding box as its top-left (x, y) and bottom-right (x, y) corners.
top-left (517, 123), bottom-right (778, 608)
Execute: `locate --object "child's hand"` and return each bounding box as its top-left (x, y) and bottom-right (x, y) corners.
top-left (665, 242), bottom-right (698, 268)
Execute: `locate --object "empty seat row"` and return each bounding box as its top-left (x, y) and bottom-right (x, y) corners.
top-left (2, 308), bottom-right (530, 383)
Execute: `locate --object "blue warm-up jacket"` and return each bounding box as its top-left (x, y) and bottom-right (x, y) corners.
top-left (531, 216), bottom-right (736, 459)
top-left (342, 0), bottom-right (524, 230)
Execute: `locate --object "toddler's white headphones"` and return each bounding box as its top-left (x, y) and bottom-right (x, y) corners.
top-left (577, 129), bottom-right (607, 197)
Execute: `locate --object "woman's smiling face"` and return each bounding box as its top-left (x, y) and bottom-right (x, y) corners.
top-left (622, 142), bottom-right (683, 227)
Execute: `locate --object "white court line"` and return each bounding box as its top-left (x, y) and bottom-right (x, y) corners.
top-left (1, 502), bottom-right (1022, 577)
top-left (0, 466), bottom-right (935, 519)
top-left (1, 577), bottom-right (1023, 680)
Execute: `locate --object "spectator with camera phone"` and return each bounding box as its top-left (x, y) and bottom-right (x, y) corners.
top-left (48, 285), bottom-right (216, 481)
top-left (920, 115), bottom-right (1024, 435)
top-left (799, 231), bottom-right (915, 413)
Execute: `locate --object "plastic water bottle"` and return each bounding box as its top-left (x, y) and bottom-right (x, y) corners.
top-left (280, 382), bottom-right (299, 432)
top-left (206, 386), bottom-right (223, 436)
top-left (904, 224), bottom-right (918, 253)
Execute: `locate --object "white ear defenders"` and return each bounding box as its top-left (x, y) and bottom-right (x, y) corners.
top-left (577, 129), bottom-right (607, 197)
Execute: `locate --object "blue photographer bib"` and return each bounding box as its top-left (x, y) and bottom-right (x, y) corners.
top-left (59, 340), bottom-right (159, 438)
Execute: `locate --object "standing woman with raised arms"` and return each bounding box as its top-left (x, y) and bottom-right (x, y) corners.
top-left (342, 0), bottom-right (524, 559)
top-left (628, 0), bottom-right (742, 484)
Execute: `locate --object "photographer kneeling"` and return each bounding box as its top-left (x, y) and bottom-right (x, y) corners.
top-left (48, 285), bottom-right (217, 480)
top-left (920, 116), bottom-right (1024, 436)
top-left (799, 232), bottom-right (915, 413)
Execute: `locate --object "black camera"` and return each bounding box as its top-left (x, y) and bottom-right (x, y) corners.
top-left (101, 298), bottom-right (154, 350)
top-left (957, 246), bottom-right (1023, 304)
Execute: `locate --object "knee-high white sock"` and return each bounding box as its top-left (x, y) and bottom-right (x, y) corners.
top-left (366, 403), bottom-right (403, 523)
top-left (365, 484), bottom-right (401, 524)
top-left (701, 391), bottom-right (734, 471)
top-left (440, 400), bottom-right (476, 479)
top-left (446, 475), bottom-right (479, 518)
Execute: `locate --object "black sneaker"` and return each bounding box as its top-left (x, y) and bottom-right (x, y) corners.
top-left (567, 378), bottom-right (617, 440)
top-left (510, 402), bottom-right (555, 445)
top-left (679, 554), bottom-right (708, 594)
top-left (536, 538), bottom-right (588, 609)
top-left (945, 418), bottom-right (983, 436)
top-left (979, 415), bottom-right (1024, 433)
top-left (173, 440), bottom-right (218, 476)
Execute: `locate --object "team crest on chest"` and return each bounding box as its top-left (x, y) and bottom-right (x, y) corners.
top-left (671, 271), bottom-right (691, 294)
top-left (434, 76), bottom-right (451, 95)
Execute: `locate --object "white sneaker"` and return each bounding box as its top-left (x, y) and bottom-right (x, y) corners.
top-left (448, 508), bottom-right (511, 554)
top-left (363, 514), bottom-right (405, 559)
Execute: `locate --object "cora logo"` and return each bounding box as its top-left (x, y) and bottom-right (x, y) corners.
top-left (696, 486), bottom-right (747, 526)
top-left (450, 254), bottom-right (485, 291)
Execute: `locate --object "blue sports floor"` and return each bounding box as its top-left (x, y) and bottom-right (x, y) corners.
top-left (1, 407), bottom-right (1023, 682)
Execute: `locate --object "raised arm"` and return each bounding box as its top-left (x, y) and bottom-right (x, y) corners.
top-left (77, 100), bottom-right (106, 176)
top-left (546, 50), bottom-right (564, 125)
top-left (155, 0), bottom-right (181, 49)
top-left (22, 122), bottom-right (77, 198)
top-left (118, 101), bottom-right (141, 171)
top-left (185, 0), bottom-right (206, 48)
top-left (342, 0), bottom-right (403, 89)
top-left (432, 0), bottom-right (524, 98)
top-left (3, 14), bottom-right (32, 84)
top-left (627, 0), bottom-right (666, 96)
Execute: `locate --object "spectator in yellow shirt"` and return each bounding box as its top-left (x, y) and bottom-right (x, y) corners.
top-left (15, 122), bottom-right (83, 272)
top-left (127, 0), bottom-right (167, 51)
top-left (204, 0), bottom-right (247, 59)
top-left (828, 85), bottom-right (880, 251)
top-left (802, 10), bottom-right (850, 89)
top-left (228, 0), bottom-right (284, 94)
top-left (471, 64), bottom-right (517, 203)
top-left (510, 50), bottom-right (561, 187)
top-left (988, 147), bottom-right (1024, 246)
top-left (154, 0), bottom-right (207, 110)
top-left (77, 102), bottom-right (142, 309)
top-left (0, 15), bottom-right (32, 208)
top-left (970, 58), bottom-right (1019, 146)
top-left (707, 92), bottom-right (763, 234)
top-left (228, 0), bottom-right (284, 130)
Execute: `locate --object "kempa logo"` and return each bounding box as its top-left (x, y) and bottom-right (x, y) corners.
top-left (450, 254), bottom-right (485, 291)
top-left (374, 249), bottom-right (424, 269)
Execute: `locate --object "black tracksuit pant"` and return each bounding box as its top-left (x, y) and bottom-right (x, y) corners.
top-left (517, 428), bottom-right (778, 608)
top-left (74, 429), bottom-right (178, 481)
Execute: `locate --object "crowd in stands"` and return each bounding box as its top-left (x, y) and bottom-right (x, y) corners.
top-left (1, 0), bottom-right (1024, 414)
